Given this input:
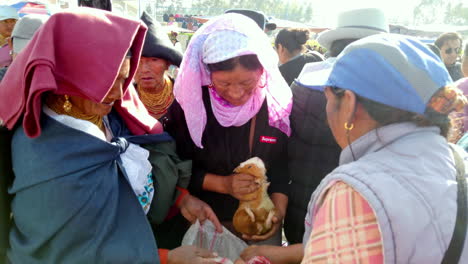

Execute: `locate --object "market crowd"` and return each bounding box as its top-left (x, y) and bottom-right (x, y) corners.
top-left (0, 3), bottom-right (468, 264)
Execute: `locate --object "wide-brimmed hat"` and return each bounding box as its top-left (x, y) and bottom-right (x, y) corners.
top-left (0, 5), bottom-right (19, 21)
top-left (140, 12), bottom-right (182, 67)
top-left (225, 8), bottom-right (276, 31)
top-left (12, 14), bottom-right (49, 54)
top-left (317, 8), bottom-right (389, 50)
top-left (299, 34), bottom-right (452, 115)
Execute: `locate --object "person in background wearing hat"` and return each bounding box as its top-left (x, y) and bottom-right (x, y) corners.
top-left (135, 12), bottom-right (215, 250)
top-left (435, 32), bottom-right (464, 81)
top-left (0, 5), bottom-right (19, 69)
top-left (238, 8), bottom-right (390, 263)
top-left (274, 27), bottom-right (323, 86)
top-left (135, 12), bottom-right (183, 121)
top-left (287, 6), bottom-right (388, 246)
top-left (0, 14), bottom-right (49, 82)
top-left (300, 34), bottom-right (468, 264)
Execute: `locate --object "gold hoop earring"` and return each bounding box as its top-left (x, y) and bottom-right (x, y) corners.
top-left (344, 122), bottom-right (354, 131)
top-left (63, 95), bottom-right (72, 112)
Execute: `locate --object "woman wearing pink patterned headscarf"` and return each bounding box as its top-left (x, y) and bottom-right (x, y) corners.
top-left (165, 13), bottom-right (292, 245)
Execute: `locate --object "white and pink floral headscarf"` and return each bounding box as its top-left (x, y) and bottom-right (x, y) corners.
top-left (174, 13), bottom-right (292, 148)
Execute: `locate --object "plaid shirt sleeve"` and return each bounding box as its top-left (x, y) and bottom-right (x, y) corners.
top-left (302, 181), bottom-right (383, 264)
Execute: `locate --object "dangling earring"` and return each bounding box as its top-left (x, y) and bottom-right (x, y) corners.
top-left (63, 95), bottom-right (72, 112)
top-left (344, 122), bottom-right (357, 161)
top-left (344, 122), bottom-right (354, 131)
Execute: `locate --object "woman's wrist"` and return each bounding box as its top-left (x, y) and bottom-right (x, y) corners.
top-left (203, 173), bottom-right (230, 194)
top-left (174, 187), bottom-right (190, 208)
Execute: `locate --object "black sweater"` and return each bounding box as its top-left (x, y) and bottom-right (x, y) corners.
top-left (279, 52), bottom-right (323, 86)
top-left (165, 87), bottom-right (289, 221)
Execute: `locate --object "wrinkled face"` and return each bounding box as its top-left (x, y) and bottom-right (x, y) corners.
top-left (0, 19), bottom-right (17, 38)
top-left (210, 64), bottom-right (263, 106)
top-left (440, 39), bottom-right (461, 66)
top-left (462, 55), bottom-right (468, 77)
top-left (70, 58), bottom-right (131, 116)
top-left (324, 87), bottom-right (348, 148)
top-left (134, 57), bottom-right (169, 91)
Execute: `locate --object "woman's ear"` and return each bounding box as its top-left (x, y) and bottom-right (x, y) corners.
top-left (342, 90), bottom-right (357, 123)
top-left (276, 44), bottom-right (286, 64)
top-left (276, 43), bottom-right (282, 52)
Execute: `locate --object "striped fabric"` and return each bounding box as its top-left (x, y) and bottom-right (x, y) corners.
top-left (302, 181), bottom-right (383, 264)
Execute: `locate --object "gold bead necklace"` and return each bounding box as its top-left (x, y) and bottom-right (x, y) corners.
top-left (137, 75), bottom-right (174, 119)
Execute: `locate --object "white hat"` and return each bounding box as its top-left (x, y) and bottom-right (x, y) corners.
top-left (12, 14), bottom-right (49, 54)
top-left (0, 5), bottom-right (19, 21)
top-left (317, 8), bottom-right (389, 50)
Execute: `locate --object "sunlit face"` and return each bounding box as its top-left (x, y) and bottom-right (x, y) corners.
top-left (70, 58), bottom-right (131, 116)
top-left (324, 87), bottom-right (348, 149)
top-left (134, 57), bottom-right (169, 91)
top-left (0, 19), bottom-right (17, 38)
top-left (210, 64), bottom-right (263, 106)
top-left (440, 39), bottom-right (461, 66)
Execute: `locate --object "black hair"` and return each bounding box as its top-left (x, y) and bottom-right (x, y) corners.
top-left (427, 44), bottom-right (441, 59)
top-left (274, 28), bottom-right (309, 54)
top-left (434, 32), bottom-right (463, 49)
top-left (206, 54), bottom-right (263, 72)
top-left (78, 0), bottom-right (112, 11)
top-left (328, 39), bottom-right (358, 57)
top-left (330, 87), bottom-right (451, 137)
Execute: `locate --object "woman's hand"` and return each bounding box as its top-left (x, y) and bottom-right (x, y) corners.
top-left (168, 246), bottom-right (219, 264)
top-left (240, 244), bottom-right (304, 264)
top-left (234, 258), bottom-right (246, 264)
top-left (224, 173), bottom-right (259, 200)
top-left (241, 210), bottom-right (283, 242)
top-left (240, 246), bottom-right (270, 262)
top-left (178, 194), bottom-right (223, 233)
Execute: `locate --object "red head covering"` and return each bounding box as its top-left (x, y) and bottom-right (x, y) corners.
top-left (0, 8), bottom-right (163, 137)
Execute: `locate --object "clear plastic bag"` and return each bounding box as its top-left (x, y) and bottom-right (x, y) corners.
top-left (182, 220), bottom-right (248, 262)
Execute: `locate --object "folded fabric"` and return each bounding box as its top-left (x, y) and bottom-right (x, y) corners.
top-left (8, 114), bottom-right (161, 263)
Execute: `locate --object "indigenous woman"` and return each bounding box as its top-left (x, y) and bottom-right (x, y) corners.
top-left (165, 13), bottom-right (292, 245)
top-left (0, 9), bottom-right (220, 264)
top-left (300, 34), bottom-right (468, 263)
top-left (135, 12), bottom-right (183, 120)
